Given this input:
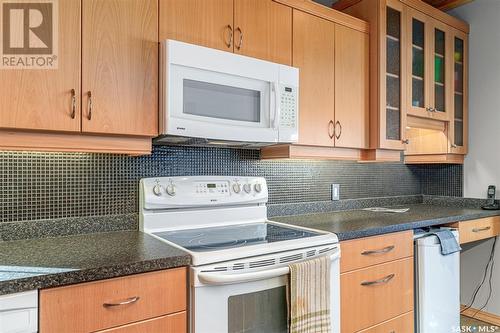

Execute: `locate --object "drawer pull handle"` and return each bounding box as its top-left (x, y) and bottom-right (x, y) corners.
top-left (361, 273), bottom-right (395, 287)
top-left (472, 226), bottom-right (491, 233)
top-left (103, 296), bottom-right (140, 308)
top-left (361, 245), bottom-right (395, 256)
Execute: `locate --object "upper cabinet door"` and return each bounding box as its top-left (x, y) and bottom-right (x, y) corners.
top-left (334, 24), bottom-right (369, 149)
top-left (159, 0), bottom-right (234, 52)
top-left (383, 2), bottom-right (406, 150)
top-left (233, 0), bottom-right (292, 65)
top-left (406, 8), bottom-right (432, 118)
top-left (428, 20), bottom-right (452, 121)
top-left (82, 0), bottom-right (158, 136)
top-left (449, 30), bottom-right (468, 154)
top-left (293, 10), bottom-right (335, 147)
top-left (0, 0), bottom-right (81, 132)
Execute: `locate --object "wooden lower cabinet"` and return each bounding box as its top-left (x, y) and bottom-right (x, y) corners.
top-left (96, 312), bottom-right (187, 333)
top-left (358, 311), bottom-right (414, 333)
top-left (447, 216), bottom-right (500, 244)
top-left (341, 257), bottom-right (414, 332)
top-left (340, 231), bottom-right (413, 273)
top-left (340, 232), bottom-right (414, 333)
top-left (40, 268), bottom-right (187, 333)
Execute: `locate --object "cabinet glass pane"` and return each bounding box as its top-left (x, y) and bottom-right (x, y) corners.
top-left (412, 76), bottom-right (424, 108)
top-left (434, 29), bottom-right (445, 112)
top-left (454, 120), bottom-right (463, 146)
top-left (455, 63), bottom-right (463, 93)
top-left (387, 38), bottom-right (400, 75)
top-left (229, 287), bottom-right (287, 333)
top-left (435, 85), bottom-right (445, 112)
top-left (412, 48), bottom-right (424, 78)
top-left (387, 7), bottom-right (400, 38)
top-left (455, 93), bottom-right (463, 119)
top-left (435, 29), bottom-right (445, 55)
top-left (412, 18), bottom-right (425, 109)
top-left (387, 108), bottom-right (401, 140)
top-left (412, 19), bottom-right (425, 47)
top-left (386, 7), bottom-right (401, 141)
top-left (387, 76), bottom-right (400, 109)
top-left (454, 37), bottom-right (465, 147)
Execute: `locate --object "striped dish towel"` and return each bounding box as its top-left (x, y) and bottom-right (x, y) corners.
top-left (288, 256), bottom-right (331, 333)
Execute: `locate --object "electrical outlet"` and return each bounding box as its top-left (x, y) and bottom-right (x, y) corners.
top-left (331, 184), bottom-right (340, 201)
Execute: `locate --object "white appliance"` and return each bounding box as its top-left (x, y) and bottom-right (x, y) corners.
top-left (0, 291), bottom-right (38, 333)
top-left (140, 176), bottom-right (340, 333)
top-left (157, 40), bottom-right (299, 147)
top-left (414, 228), bottom-right (460, 333)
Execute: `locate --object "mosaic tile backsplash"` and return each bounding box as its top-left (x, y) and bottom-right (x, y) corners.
top-left (0, 146), bottom-right (462, 223)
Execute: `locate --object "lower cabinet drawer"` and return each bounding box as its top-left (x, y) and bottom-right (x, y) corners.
top-left (96, 311), bottom-right (187, 333)
top-left (358, 311), bottom-right (414, 333)
top-left (448, 216), bottom-right (500, 244)
top-left (341, 257), bottom-right (414, 333)
top-left (40, 268), bottom-right (187, 333)
top-left (340, 230), bottom-right (413, 273)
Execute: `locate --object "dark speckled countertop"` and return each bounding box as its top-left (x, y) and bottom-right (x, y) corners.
top-left (0, 231), bottom-right (190, 296)
top-left (273, 203), bottom-right (500, 241)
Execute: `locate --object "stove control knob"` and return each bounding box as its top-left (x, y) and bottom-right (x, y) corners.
top-left (254, 183), bottom-right (262, 193)
top-left (166, 184), bottom-right (176, 196)
top-left (243, 184), bottom-right (252, 193)
top-left (152, 184), bottom-right (163, 196)
top-left (232, 183), bottom-right (241, 194)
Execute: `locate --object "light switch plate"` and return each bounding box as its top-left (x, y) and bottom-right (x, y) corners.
top-left (331, 184), bottom-right (340, 201)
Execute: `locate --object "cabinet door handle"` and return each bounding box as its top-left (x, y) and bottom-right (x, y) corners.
top-left (235, 27), bottom-right (243, 50)
top-left (361, 245), bottom-right (395, 256)
top-left (87, 91), bottom-right (92, 120)
top-left (361, 273), bottom-right (395, 287)
top-left (103, 296), bottom-right (140, 308)
top-left (472, 226), bottom-right (491, 233)
top-left (70, 89), bottom-right (76, 119)
top-left (335, 121), bottom-right (342, 139)
top-left (224, 24), bottom-right (233, 48)
top-left (328, 120), bottom-right (334, 139)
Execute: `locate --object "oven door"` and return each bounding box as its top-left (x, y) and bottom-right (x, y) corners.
top-left (190, 249), bottom-right (340, 333)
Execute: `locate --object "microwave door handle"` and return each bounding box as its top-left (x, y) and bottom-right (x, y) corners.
top-left (272, 82), bottom-right (281, 130)
top-left (197, 249), bottom-right (340, 285)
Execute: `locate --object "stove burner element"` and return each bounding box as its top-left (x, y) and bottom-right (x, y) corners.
top-left (153, 222), bottom-right (322, 252)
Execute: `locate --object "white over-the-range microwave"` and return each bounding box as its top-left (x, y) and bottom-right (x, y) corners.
top-left (156, 39), bottom-right (299, 148)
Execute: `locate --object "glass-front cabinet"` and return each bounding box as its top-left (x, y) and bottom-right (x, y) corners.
top-left (407, 8), bottom-right (451, 122)
top-left (383, 2), bottom-right (406, 150)
top-left (449, 30), bottom-right (468, 154)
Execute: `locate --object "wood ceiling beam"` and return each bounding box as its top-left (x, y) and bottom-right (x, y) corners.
top-left (436, 0), bottom-right (475, 11)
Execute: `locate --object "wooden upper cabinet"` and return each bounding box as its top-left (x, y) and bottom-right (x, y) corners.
top-left (334, 24), bottom-right (369, 149)
top-left (159, 0), bottom-right (234, 52)
top-left (233, 0), bottom-right (292, 65)
top-left (82, 0), bottom-right (158, 136)
top-left (406, 7), bottom-right (432, 119)
top-left (449, 29), bottom-right (468, 154)
top-left (0, 0), bottom-right (81, 132)
top-left (406, 8), bottom-right (449, 122)
top-left (293, 10), bottom-right (335, 147)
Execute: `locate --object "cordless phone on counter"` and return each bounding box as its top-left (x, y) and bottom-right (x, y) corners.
top-left (482, 185), bottom-right (500, 210)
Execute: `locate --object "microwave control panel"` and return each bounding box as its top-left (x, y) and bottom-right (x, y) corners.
top-left (279, 85), bottom-right (298, 129)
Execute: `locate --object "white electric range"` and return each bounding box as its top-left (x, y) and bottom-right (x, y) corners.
top-left (139, 176), bottom-right (340, 333)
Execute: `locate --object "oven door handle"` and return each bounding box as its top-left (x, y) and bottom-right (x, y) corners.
top-left (198, 249), bottom-right (340, 285)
